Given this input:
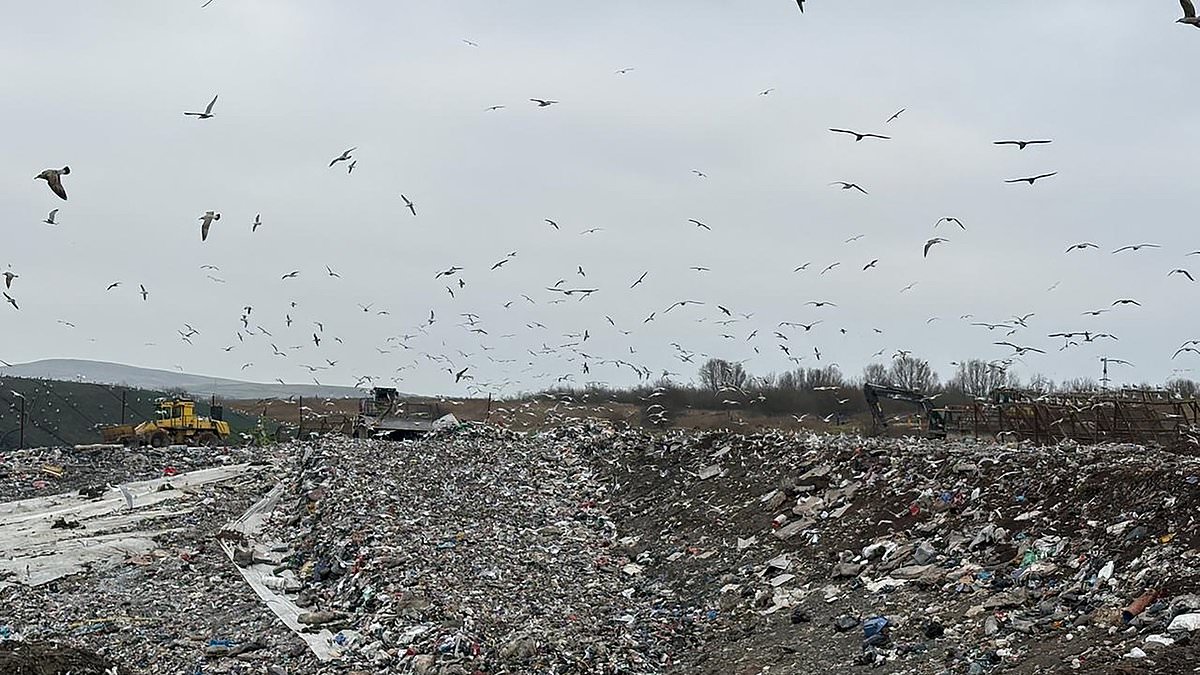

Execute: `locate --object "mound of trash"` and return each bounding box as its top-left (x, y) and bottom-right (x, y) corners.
top-left (255, 424), bottom-right (1200, 673)
top-left (0, 640), bottom-right (125, 675)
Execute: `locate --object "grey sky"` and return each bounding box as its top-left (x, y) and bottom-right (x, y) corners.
top-left (4, 2), bottom-right (1199, 395)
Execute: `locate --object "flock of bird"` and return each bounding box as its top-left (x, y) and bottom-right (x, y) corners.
top-left (6, 2), bottom-right (1200, 410)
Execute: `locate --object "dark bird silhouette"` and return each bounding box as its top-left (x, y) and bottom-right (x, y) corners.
top-left (885, 108), bottom-right (906, 124)
top-left (530, 99), bottom-right (558, 107)
top-left (829, 128), bottom-right (890, 141)
top-left (1180, 0), bottom-right (1200, 27)
top-left (199, 211), bottom-right (220, 241)
top-left (1005, 172), bottom-right (1057, 185)
top-left (994, 139), bottom-right (1052, 149)
top-left (401, 195), bottom-right (416, 216)
top-left (1066, 242), bottom-right (1099, 253)
top-left (329, 147), bottom-right (356, 167)
top-left (688, 219), bottom-right (711, 231)
top-left (924, 238), bottom-right (948, 257)
top-left (35, 167), bottom-right (70, 200)
top-left (830, 181), bottom-right (868, 194)
top-left (934, 217), bottom-right (965, 230)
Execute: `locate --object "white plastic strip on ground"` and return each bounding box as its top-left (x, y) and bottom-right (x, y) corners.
top-left (0, 463), bottom-right (257, 589)
top-left (219, 481), bottom-right (337, 662)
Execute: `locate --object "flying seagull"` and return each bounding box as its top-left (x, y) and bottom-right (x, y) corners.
top-left (329, 147), bottom-right (356, 167)
top-left (43, 209), bottom-right (58, 225)
top-left (2, 293), bottom-right (16, 310)
top-left (830, 181), bottom-right (868, 194)
top-left (1066, 242), bottom-right (1099, 253)
top-left (183, 94), bottom-right (218, 119)
top-left (281, 270), bottom-right (301, 280)
top-left (934, 217), bottom-right (965, 230)
top-left (1005, 172), bottom-right (1057, 185)
top-left (885, 108), bottom-right (906, 124)
top-left (3, 272), bottom-right (16, 289)
top-left (1170, 269), bottom-right (1196, 282)
top-left (829, 128), bottom-right (890, 142)
top-left (924, 237), bottom-right (949, 257)
top-left (252, 214), bottom-right (262, 232)
top-left (994, 139), bottom-right (1052, 149)
top-left (530, 99), bottom-right (558, 107)
top-left (1180, 0), bottom-right (1200, 27)
top-left (199, 211), bottom-right (220, 241)
top-left (1112, 243), bottom-right (1160, 253)
top-left (139, 284), bottom-right (148, 301)
top-left (35, 167), bottom-right (70, 200)
top-left (402, 195), bottom-right (416, 216)
top-left (688, 219), bottom-right (711, 231)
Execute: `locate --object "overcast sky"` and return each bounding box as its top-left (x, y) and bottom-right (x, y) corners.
top-left (4, 1), bottom-right (1200, 396)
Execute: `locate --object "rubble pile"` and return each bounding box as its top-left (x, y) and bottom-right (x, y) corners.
top-left (0, 443), bottom-right (262, 502)
top-left (0, 444), bottom-right (313, 674)
top-left (4, 424), bottom-right (1200, 673)
top-left (260, 426), bottom-right (688, 672)
top-left (590, 428), bottom-right (1200, 673)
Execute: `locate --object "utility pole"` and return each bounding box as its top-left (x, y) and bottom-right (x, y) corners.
top-left (297, 396), bottom-right (303, 439)
top-left (1100, 357), bottom-right (1111, 390)
top-left (121, 390), bottom-right (127, 425)
top-left (18, 394), bottom-right (25, 450)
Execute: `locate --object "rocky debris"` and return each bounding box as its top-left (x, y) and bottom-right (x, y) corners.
top-left (0, 443), bottom-right (261, 502)
top-left (0, 444), bottom-right (311, 674)
top-left (3, 422), bottom-right (1200, 673)
top-left (0, 640), bottom-right (126, 675)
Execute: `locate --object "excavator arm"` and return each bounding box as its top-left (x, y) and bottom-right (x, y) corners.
top-left (863, 382), bottom-right (946, 437)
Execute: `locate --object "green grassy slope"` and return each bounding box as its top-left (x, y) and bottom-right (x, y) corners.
top-left (0, 376), bottom-right (259, 449)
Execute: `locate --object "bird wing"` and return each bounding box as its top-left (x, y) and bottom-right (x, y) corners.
top-left (851, 184), bottom-right (867, 194)
top-left (1185, 0), bottom-right (1197, 18)
top-left (47, 174), bottom-right (67, 200)
top-left (202, 220), bottom-right (210, 241)
top-left (48, 209), bottom-right (58, 219)
top-left (796, 0), bottom-right (804, 12)
top-left (204, 94), bottom-right (218, 114)
top-left (828, 128), bottom-right (856, 136)
top-left (1035, 172), bottom-right (1057, 180)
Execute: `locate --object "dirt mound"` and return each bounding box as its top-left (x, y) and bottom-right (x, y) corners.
top-left (0, 641), bottom-right (124, 675)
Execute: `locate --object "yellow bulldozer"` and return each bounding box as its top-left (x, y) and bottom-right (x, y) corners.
top-left (100, 398), bottom-right (231, 447)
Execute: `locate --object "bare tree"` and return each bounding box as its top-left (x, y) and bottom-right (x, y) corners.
top-left (698, 358), bottom-right (748, 392)
top-left (950, 359), bottom-right (1018, 399)
top-left (889, 355), bottom-right (938, 392)
top-left (1166, 379), bottom-right (1198, 399)
top-left (1026, 373), bottom-right (1055, 393)
top-left (862, 362), bottom-right (891, 386)
top-left (801, 366), bottom-right (845, 391)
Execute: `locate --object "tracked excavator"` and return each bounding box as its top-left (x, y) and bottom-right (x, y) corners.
top-left (863, 383), bottom-right (947, 438)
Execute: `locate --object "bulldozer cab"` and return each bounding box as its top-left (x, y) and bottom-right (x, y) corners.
top-left (156, 399), bottom-right (195, 423)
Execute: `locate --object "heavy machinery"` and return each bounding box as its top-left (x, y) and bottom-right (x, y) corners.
top-left (100, 398), bottom-right (230, 447)
top-left (350, 387), bottom-right (445, 439)
top-left (863, 383), bottom-right (947, 438)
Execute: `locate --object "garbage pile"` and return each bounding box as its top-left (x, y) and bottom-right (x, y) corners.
top-left (0, 442), bottom-right (260, 502)
top-left (0, 443), bottom-right (312, 674)
top-left (258, 425), bottom-right (688, 672)
top-left (585, 427), bottom-right (1200, 673)
top-left (4, 422), bottom-right (1200, 674)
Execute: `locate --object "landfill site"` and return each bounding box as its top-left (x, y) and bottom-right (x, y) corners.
top-left (3, 417), bottom-right (1200, 675)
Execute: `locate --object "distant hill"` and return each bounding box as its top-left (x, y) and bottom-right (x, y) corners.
top-left (0, 375), bottom-right (261, 449)
top-left (0, 359), bottom-right (362, 400)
